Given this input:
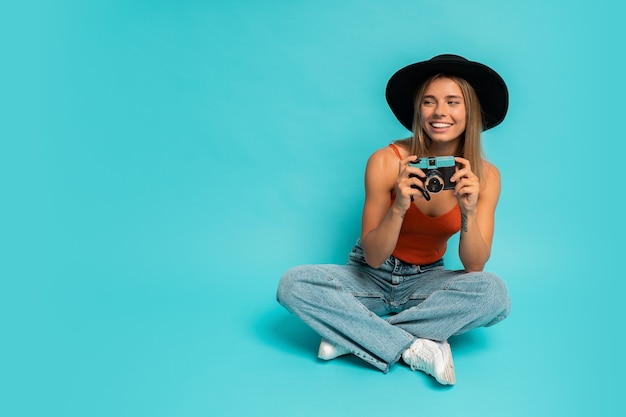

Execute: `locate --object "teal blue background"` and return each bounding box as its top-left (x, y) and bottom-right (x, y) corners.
top-left (2, 1), bottom-right (624, 416)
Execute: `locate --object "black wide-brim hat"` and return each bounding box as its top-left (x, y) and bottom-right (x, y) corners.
top-left (385, 54), bottom-right (509, 131)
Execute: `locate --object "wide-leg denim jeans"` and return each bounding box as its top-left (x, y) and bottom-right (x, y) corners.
top-left (276, 240), bottom-right (510, 373)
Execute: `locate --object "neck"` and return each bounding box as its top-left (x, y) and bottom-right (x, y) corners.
top-left (427, 140), bottom-right (459, 156)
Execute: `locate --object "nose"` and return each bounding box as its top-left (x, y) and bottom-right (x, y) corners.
top-left (434, 102), bottom-right (447, 116)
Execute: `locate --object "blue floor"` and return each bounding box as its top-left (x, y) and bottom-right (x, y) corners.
top-left (7, 256), bottom-right (619, 416)
top-left (3, 1), bottom-right (625, 416)
top-left (5, 230), bottom-right (622, 416)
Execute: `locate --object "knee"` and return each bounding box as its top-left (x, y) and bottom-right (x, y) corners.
top-left (276, 265), bottom-right (313, 308)
top-left (481, 272), bottom-right (508, 298)
top-left (452, 271), bottom-right (510, 317)
top-left (478, 272), bottom-right (511, 321)
top-left (476, 271), bottom-right (509, 301)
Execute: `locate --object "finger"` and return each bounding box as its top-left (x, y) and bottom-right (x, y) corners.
top-left (402, 155), bottom-right (418, 165)
top-left (454, 156), bottom-right (470, 169)
top-left (412, 184), bottom-right (430, 201)
top-left (451, 165), bottom-right (477, 184)
top-left (398, 178), bottom-right (426, 202)
top-left (452, 157), bottom-right (470, 179)
top-left (404, 174), bottom-right (429, 201)
top-left (454, 173), bottom-right (477, 185)
top-left (399, 158), bottom-right (416, 175)
top-left (454, 181), bottom-right (479, 197)
top-left (405, 164), bottom-right (426, 179)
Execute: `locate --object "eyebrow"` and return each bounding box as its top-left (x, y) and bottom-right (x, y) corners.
top-left (423, 94), bottom-right (463, 100)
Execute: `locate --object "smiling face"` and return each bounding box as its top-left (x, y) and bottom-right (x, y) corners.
top-left (419, 76), bottom-right (467, 149)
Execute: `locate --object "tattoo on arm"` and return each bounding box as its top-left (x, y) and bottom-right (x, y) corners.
top-left (461, 213), bottom-right (468, 233)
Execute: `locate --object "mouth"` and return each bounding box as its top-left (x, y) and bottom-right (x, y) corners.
top-left (430, 122), bottom-right (453, 129)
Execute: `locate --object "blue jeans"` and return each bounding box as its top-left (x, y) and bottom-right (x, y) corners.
top-left (276, 240), bottom-right (510, 373)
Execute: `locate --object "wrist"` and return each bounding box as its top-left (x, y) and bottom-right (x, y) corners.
top-left (460, 206), bottom-right (477, 217)
top-left (460, 211), bottom-right (478, 233)
top-left (391, 202), bottom-right (408, 219)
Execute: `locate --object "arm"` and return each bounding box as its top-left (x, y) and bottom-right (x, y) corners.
top-left (360, 147), bottom-right (423, 268)
top-left (452, 158), bottom-right (501, 272)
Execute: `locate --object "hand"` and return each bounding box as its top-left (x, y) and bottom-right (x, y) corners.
top-left (452, 157), bottom-right (480, 214)
top-left (395, 156), bottom-right (428, 212)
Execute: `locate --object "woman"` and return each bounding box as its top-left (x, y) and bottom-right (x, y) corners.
top-left (276, 54), bottom-right (511, 385)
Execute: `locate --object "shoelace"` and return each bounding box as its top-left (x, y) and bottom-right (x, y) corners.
top-left (406, 343), bottom-right (436, 373)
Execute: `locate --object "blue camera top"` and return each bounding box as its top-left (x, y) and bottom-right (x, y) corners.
top-left (411, 156), bottom-right (456, 169)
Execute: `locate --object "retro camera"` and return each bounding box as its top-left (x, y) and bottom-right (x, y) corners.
top-left (410, 156), bottom-right (456, 194)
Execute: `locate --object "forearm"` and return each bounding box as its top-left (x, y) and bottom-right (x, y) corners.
top-left (458, 212), bottom-right (491, 272)
top-left (361, 205), bottom-right (405, 268)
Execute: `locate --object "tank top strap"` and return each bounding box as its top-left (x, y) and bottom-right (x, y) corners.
top-left (388, 143), bottom-right (402, 159)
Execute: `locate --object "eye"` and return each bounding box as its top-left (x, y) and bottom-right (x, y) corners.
top-left (422, 99), bottom-right (435, 106)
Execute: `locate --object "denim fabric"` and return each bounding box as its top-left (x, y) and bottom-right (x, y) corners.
top-left (276, 240), bottom-right (510, 373)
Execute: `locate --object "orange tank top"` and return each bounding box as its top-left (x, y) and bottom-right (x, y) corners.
top-left (388, 144), bottom-right (461, 265)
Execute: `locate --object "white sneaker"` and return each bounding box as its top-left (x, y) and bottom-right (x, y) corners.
top-left (402, 338), bottom-right (456, 385)
top-left (317, 338), bottom-right (351, 360)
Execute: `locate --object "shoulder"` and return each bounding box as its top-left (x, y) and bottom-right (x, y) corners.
top-left (482, 160), bottom-right (501, 185)
top-left (364, 144), bottom-right (404, 189)
top-left (479, 160), bottom-right (501, 198)
top-left (367, 141), bottom-right (408, 166)
top-left (482, 160), bottom-right (500, 181)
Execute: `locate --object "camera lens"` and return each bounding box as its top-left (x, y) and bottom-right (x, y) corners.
top-left (426, 177), bottom-right (444, 193)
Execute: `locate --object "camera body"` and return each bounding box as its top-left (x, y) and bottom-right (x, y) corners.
top-left (410, 156), bottom-right (456, 194)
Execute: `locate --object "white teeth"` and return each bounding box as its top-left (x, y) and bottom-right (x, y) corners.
top-left (431, 123), bottom-right (452, 128)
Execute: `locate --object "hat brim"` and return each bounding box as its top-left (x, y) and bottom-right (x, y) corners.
top-left (385, 55), bottom-right (509, 132)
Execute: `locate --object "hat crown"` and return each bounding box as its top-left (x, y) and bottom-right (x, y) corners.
top-left (430, 54), bottom-right (468, 63)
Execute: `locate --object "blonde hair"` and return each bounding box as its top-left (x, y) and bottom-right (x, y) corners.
top-left (400, 74), bottom-right (485, 181)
